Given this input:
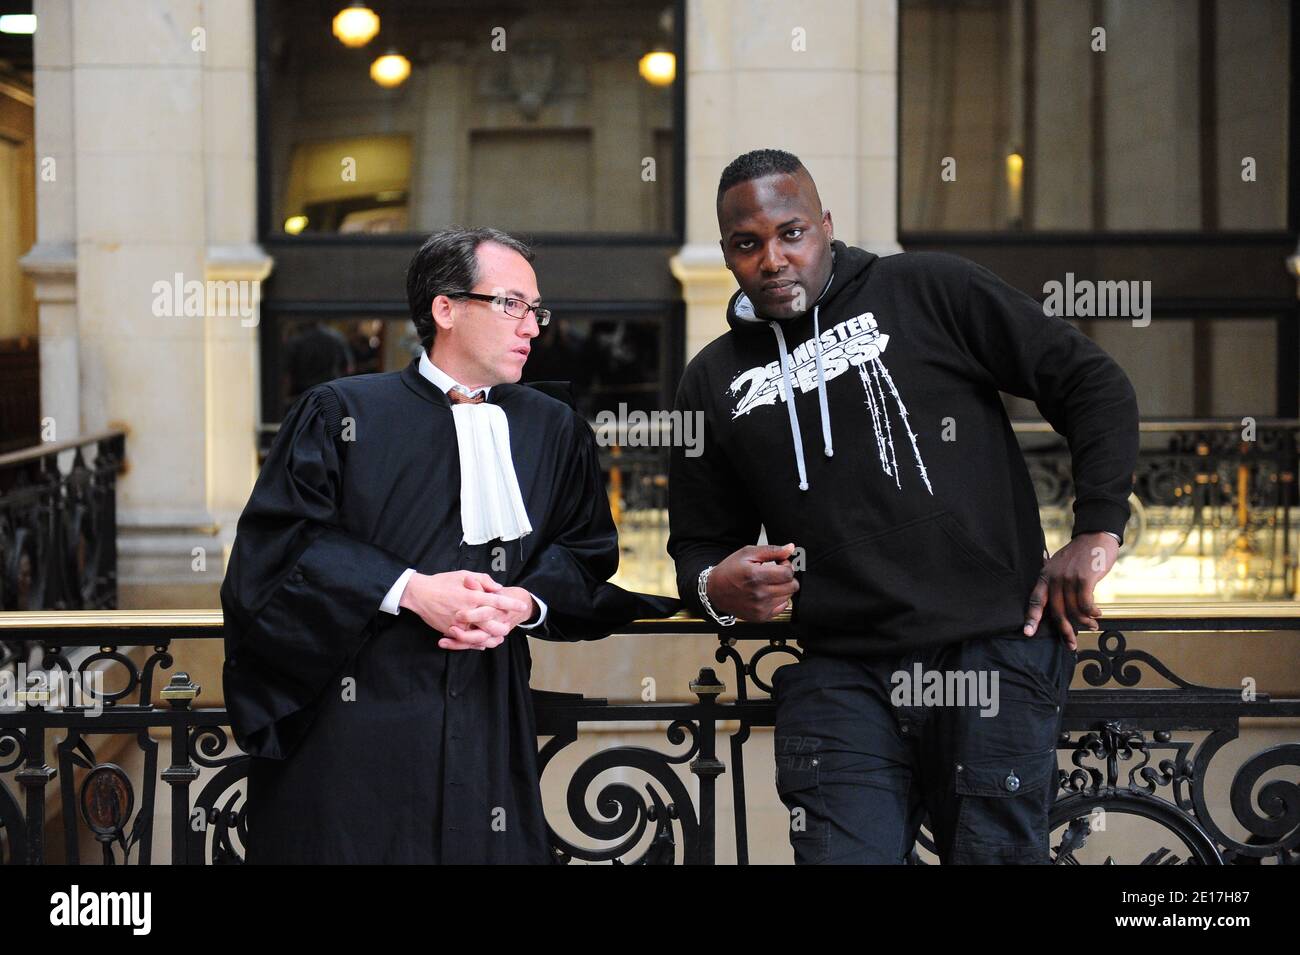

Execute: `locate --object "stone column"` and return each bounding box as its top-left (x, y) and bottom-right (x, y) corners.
top-left (21, 0), bottom-right (271, 608)
top-left (673, 0), bottom-right (901, 363)
top-left (200, 2), bottom-right (272, 596)
top-left (856, 0), bottom-right (901, 256)
top-left (21, 0), bottom-right (78, 442)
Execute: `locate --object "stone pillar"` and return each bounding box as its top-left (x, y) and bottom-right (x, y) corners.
top-left (673, 0), bottom-right (901, 363)
top-left (199, 3), bottom-right (272, 594)
top-left (410, 47), bottom-right (467, 229)
top-left (670, 247), bottom-right (735, 361)
top-left (21, 0), bottom-right (271, 608)
top-left (856, 0), bottom-right (901, 256)
top-left (21, 0), bottom-right (78, 441)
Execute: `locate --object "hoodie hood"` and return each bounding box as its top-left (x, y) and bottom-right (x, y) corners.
top-left (724, 240), bottom-right (880, 491)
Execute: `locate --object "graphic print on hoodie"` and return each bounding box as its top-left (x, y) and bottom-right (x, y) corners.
top-left (728, 294), bottom-right (934, 495)
top-left (667, 240), bottom-right (1140, 656)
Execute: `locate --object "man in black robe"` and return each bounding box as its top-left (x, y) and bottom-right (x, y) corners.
top-left (221, 227), bottom-right (677, 864)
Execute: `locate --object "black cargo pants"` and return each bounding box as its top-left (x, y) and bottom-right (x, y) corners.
top-left (772, 625), bottom-right (1074, 864)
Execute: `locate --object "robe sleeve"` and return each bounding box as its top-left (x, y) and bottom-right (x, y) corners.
top-left (511, 405), bottom-right (680, 641)
top-left (220, 385), bottom-right (410, 760)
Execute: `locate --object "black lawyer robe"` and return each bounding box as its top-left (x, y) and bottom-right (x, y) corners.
top-left (220, 357), bottom-right (679, 863)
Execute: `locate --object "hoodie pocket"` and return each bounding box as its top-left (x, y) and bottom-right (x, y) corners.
top-left (936, 510), bottom-right (1017, 580)
top-left (794, 511), bottom-right (1024, 641)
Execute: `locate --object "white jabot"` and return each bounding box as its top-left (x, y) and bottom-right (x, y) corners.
top-left (418, 349), bottom-right (533, 546)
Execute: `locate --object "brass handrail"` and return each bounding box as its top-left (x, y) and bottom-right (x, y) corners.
top-left (0, 429), bottom-right (128, 468)
top-left (0, 603), bottom-right (1296, 640)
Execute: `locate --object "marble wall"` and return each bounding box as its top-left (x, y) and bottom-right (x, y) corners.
top-left (22, 0), bottom-right (269, 614)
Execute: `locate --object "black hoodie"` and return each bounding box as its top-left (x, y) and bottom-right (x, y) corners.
top-left (667, 240), bottom-right (1139, 656)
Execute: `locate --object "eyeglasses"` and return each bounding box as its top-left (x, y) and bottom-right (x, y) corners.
top-left (448, 291), bottom-right (551, 326)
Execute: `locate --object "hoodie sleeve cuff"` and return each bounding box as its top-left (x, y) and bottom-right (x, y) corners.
top-left (675, 556), bottom-right (718, 618)
top-left (1071, 499), bottom-right (1130, 546)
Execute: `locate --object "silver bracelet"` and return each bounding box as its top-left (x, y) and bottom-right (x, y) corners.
top-left (698, 565), bottom-right (737, 627)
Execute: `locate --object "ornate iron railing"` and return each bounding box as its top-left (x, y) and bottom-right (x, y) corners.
top-left (0, 432), bottom-right (126, 622)
top-left (0, 607), bottom-right (1297, 865)
top-left (1023, 419), bottom-right (1298, 600)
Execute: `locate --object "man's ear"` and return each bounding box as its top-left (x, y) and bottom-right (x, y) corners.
top-left (718, 238), bottom-right (738, 276)
top-left (822, 209), bottom-right (834, 243)
top-left (431, 295), bottom-right (456, 333)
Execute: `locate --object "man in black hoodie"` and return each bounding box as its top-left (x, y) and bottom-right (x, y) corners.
top-left (668, 149), bottom-right (1139, 864)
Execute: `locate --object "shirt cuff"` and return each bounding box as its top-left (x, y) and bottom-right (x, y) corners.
top-left (516, 592), bottom-right (548, 629)
top-left (380, 568), bottom-right (416, 615)
top-left (1073, 530), bottom-right (1123, 547)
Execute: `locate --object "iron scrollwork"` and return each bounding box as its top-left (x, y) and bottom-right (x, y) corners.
top-left (0, 618), bottom-right (1297, 865)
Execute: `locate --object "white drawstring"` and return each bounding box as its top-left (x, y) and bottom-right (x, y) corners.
top-left (743, 266), bottom-right (837, 491)
top-left (811, 305), bottom-right (833, 458)
top-left (768, 307), bottom-right (837, 492)
top-left (769, 321), bottom-right (809, 491)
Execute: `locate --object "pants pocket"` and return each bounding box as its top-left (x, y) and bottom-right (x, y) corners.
top-left (953, 631), bottom-right (1070, 715)
top-left (948, 748), bottom-right (1057, 864)
top-left (774, 748), bottom-right (830, 865)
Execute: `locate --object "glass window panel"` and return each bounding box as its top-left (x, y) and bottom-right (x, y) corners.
top-left (520, 309), bottom-right (669, 421)
top-left (269, 308), bottom-right (673, 423)
top-left (900, 0), bottom-right (1290, 232)
top-left (264, 0), bottom-right (678, 238)
top-left (1002, 316), bottom-right (1279, 420)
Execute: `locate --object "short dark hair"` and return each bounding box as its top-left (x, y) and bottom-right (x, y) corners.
top-left (716, 148), bottom-right (808, 212)
top-left (405, 227), bottom-right (534, 353)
